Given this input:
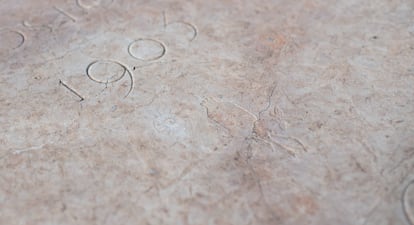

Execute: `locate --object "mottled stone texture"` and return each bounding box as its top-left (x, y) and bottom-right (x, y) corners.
top-left (0, 0), bottom-right (413, 224)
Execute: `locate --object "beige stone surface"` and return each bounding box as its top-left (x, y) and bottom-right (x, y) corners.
top-left (0, 0), bottom-right (414, 224)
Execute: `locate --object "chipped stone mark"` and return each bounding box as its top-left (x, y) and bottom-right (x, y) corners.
top-left (201, 92), bottom-right (307, 156)
top-left (258, 84), bottom-right (277, 118)
top-left (0, 143), bottom-right (52, 160)
top-left (254, 133), bottom-right (297, 157)
top-left (76, 0), bottom-right (114, 10)
top-left (269, 132), bottom-right (308, 152)
top-left (249, 83), bottom-right (308, 156)
top-left (12, 144), bottom-right (46, 155)
top-left (201, 97), bottom-right (256, 136)
top-left (23, 20), bottom-right (53, 32)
